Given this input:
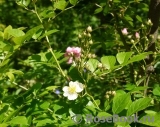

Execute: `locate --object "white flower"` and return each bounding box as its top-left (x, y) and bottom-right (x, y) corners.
top-left (62, 81), bottom-right (84, 100)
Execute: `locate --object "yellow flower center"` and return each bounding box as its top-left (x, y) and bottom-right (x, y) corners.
top-left (68, 86), bottom-right (76, 94)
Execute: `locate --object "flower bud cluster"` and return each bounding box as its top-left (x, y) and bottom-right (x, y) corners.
top-left (65, 47), bottom-right (81, 64)
top-left (105, 90), bottom-right (116, 99)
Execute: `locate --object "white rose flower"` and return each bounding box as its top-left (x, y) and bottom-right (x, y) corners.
top-left (63, 81), bottom-right (84, 100)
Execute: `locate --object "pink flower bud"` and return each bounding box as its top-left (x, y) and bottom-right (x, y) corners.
top-left (122, 28), bottom-right (128, 35)
top-left (67, 57), bottom-right (73, 64)
top-left (135, 32), bottom-right (140, 39)
top-left (66, 47), bottom-right (73, 53)
top-left (72, 47), bottom-right (81, 57)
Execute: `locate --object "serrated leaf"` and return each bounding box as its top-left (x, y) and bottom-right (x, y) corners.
top-left (112, 93), bottom-right (131, 114)
top-left (86, 59), bottom-right (99, 72)
top-left (116, 52), bottom-right (133, 64)
top-left (101, 56), bottom-right (116, 69)
top-left (127, 98), bottom-right (152, 116)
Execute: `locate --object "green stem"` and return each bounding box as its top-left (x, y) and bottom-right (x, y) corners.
top-left (86, 93), bottom-right (101, 111)
top-left (33, 3), bottom-right (68, 81)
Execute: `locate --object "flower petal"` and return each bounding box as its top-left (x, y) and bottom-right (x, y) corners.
top-left (67, 93), bottom-right (78, 100)
top-left (75, 82), bottom-right (84, 93)
top-left (63, 92), bottom-right (69, 97)
top-left (63, 86), bottom-right (69, 92)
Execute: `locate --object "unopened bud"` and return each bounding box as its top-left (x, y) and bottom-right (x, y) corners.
top-left (87, 26), bottom-right (92, 33)
top-left (87, 33), bottom-right (91, 37)
top-left (127, 35), bottom-right (132, 39)
top-left (134, 71), bottom-right (138, 75)
top-left (88, 53), bottom-right (92, 58)
top-left (157, 35), bottom-right (160, 41)
top-left (149, 34), bottom-right (154, 39)
top-left (112, 91), bottom-right (116, 95)
top-left (131, 39), bottom-right (134, 43)
top-left (106, 95), bottom-right (109, 99)
top-left (98, 63), bottom-right (103, 68)
top-left (89, 40), bottom-right (93, 44)
top-left (145, 37), bottom-right (148, 41)
top-left (141, 24), bottom-right (144, 28)
top-left (78, 34), bottom-right (82, 39)
top-left (108, 91), bottom-right (112, 94)
top-left (147, 19), bottom-right (152, 26)
top-left (92, 54), bottom-right (96, 58)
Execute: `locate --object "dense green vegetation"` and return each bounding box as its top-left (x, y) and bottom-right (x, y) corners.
top-left (0, 0), bottom-right (160, 126)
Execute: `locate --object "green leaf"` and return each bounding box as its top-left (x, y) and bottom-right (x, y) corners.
top-left (103, 4), bottom-right (109, 14)
top-left (3, 25), bottom-right (12, 40)
top-left (40, 9), bottom-right (55, 19)
top-left (86, 59), bottom-right (99, 72)
top-left (94, 8), bottom-right (103, 14)
top-left (69, 0), bottom-right (77, 5)
top-left (136, 15), bottom-right (142, 22)
top-left (13, 25), bottom-right (43, 44)
top-left (40, 101), bottom-right (50, 109)
top-left (127, 52), bottom-right (152, 64)
top-left (0, 124), bottom-right (8, 127)
top-left (130, 86), bottom-right (148, 93)
top-left (10, 70), bottom-right (24, 75)
top-left (38, 29), bottom-right (59, 40)
top-left (6, 72), bottom-right (14, 82)
top-left (25, 25), bottom-right (43, 40)
top-left (7, 116), bottom-right (28, 125)
top-left (153, 87), bottom-right (160, 96)
top-left (54, 0), bottom-right (67, 10)
top-left (7, 29), bottom-right (25, 37)
top-left (116, 52), bottom-right (133, 64)
top-left (46, 86), bottom-right (59, 91)
top-left (139, 113), bottom-right (160, 126)
top-left (3, 44), bottom-right (13, 52)
top-left (124, 15), bottom-right (133, 21)
top-left (112, 93), bottom-right (131, 114)
top-left (127, 98), bottom-right (152, 116)
top-left (36, 119), bottom-right (54, 126)
top-left (101, 56), bottom-right (116, 69)
top-left (32, 28), bottom-right (43, 39)
top-left (97, 112), bottom-right (112, 117)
